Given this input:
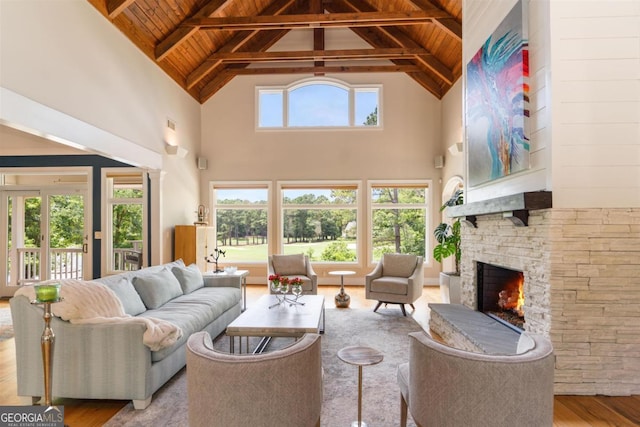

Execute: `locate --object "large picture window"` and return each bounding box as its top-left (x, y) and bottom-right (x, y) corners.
top-left (212, 183), bottom-right (270, 263)
top-left (257, 78), bottom-right (380, 129)
top-left (369, 181), bottom-right (430, 262)
top-left (280, 182), bottom-right (359, 263)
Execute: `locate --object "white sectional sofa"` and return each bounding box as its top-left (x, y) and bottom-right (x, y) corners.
top-left (10, 259), bottom-right (241, 409)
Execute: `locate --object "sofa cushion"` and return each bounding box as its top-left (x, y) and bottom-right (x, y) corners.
top-left (172, 264), bottom-right (204, 294)
top-left (382, 253), bottom-right (417, 277)
top-left (272, 254), bottom-right (306, 276)
top-left (139, 286), bottom-right (241, 362)
top-left (133, 268), bottom-right (183, 309)
top-left (106, 278), bottom-right (147, 316)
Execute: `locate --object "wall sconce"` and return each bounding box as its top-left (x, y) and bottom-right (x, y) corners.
top-left (448, 141), bottom-right (464, 156)
top-left (165, 143), bottom-right (188, 158)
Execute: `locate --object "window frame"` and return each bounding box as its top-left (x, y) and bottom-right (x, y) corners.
top-left (101, 168), bottom-right (148, 276)
top-left (277, 180), bottom-right (362, 265)
top-left (256, 77), bottom-right (382, 130)
top-left (210, 181), bottom-right (272, 265)
top-left (367, 180), bottom-right (432, 265)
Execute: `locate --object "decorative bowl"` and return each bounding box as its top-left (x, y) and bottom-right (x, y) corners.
top-left (224, 266), bottom-right (238, 274)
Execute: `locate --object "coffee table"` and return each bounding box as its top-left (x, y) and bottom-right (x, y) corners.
top-left (226, 294), bottom-right (325, 353)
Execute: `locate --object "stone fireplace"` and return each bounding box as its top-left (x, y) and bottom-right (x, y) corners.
top-left (477, 262), bottom-right (525, 331)
top-left (431, 192), bottom-right (640, 396)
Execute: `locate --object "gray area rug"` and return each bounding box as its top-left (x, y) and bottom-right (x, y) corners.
top-left (105, 307), bottom-right (423, 426)
top-left (0, 306), bottom-right (14, 342)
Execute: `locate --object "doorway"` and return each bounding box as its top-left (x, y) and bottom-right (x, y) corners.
top-left (0, 168), bottom-right (91, 297)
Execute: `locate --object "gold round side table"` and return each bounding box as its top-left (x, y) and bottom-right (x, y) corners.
top-left (337, 345), bottom-right (384, 427)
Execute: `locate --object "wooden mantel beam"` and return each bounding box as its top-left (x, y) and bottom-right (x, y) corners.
top-left (189, 10), bottom-right (448, 30)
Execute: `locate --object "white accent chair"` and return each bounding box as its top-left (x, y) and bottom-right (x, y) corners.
top-left (268, 253), bottom-right (318, 294)
top-left (397, 331), bottom-right (554, 427)
top-left (186, 332), bottom-right (323, 427)
top-left (365, 253), bottom-right (424, 316)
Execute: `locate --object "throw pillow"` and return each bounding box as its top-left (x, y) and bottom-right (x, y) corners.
top-left (132, 268), bottom-right (183, 309)
top-left (516, 332), bottom-right (536, 354)
top-left (107, 278), bottom-right (147, 316)
top-left (172, 264), bottom-right (204, 294)
top-left (382, 253), bottom-right (418, 277)
top-left (272, 253), bottom-right (306, 276)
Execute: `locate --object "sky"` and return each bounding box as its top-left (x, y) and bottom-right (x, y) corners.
top-left (259, 83), bottom-right (378, 128)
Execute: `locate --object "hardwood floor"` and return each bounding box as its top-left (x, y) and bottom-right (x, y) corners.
top-left (1, 286), bottom-right (639, 426)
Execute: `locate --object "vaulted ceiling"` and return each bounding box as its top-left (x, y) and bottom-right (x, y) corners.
top-left (88, 0), bottom-right (462, 104)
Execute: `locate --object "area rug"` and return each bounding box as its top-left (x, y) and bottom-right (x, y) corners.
top-left (104, 307), bottom-right (423, 426)
top-left (0, 306), bottom-right (14, 342)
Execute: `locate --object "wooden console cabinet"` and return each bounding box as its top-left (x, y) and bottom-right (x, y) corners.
top-left (174, 225), bottom-right (215, 272)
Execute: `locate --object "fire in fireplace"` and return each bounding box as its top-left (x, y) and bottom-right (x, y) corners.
top-left (477, 262), bottom-right (525, 331)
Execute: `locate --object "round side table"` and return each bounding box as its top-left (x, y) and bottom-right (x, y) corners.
top-left (329, 270), bottom-right (355, 308)
top-left (337, 345), bottom-right (384, 427)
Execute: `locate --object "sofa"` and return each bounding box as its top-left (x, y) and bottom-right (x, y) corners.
top-left (9, 259), bottom-right (242, 409)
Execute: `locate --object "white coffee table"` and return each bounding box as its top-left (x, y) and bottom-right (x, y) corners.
top-left (226, 294), bottom-right (325, 353)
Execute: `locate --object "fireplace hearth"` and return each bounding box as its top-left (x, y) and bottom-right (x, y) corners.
top-left (477, 262), bottom-right (524, 331)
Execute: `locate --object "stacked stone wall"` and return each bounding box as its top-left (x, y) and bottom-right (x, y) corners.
top-left (456, 208), bottom-right (640, 395)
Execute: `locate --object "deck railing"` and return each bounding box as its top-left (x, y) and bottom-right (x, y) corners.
top-left (16, 246), bottom-right (142, 286)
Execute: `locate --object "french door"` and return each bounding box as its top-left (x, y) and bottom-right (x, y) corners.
top-left (0, 187), bottom-right (90, 297)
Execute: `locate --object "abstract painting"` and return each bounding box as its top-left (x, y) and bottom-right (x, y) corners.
top-left (466, 0), bottom-right (530, 186)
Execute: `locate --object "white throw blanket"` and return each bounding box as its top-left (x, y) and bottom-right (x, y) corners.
top-left (16, 279), bottom-right (182, 351)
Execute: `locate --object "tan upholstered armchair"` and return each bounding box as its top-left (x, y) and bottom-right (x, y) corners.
top-left (186, 332), bottom-right (323, 427)
top-left (268, 253), bottom-right (318, 295)
top-left (397, 331), bottom-right (554, 427)
top-left (365, 253), bottom-right (424, 316)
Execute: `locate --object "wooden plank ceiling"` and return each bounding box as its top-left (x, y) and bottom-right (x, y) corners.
top-left (88, 0), bottom-right (462, 104)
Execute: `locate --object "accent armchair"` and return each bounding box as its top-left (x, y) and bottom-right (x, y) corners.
top-left (365, 253), bottom-right (424, 316)
top-left (268, 253), bottom-right (318, 295)
top-left (397, 331), bottom-right (554, 427)
top-left (186, 331), bottom-right (323, 427)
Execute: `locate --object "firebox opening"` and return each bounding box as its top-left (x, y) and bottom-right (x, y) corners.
top-left (477, 262), bottom-right (525, 331)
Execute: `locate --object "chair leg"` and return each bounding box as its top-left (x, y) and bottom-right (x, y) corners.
top-left (373, 301), bottom-right (383, 313)
top-left (400, 304), bottom-right (407, 316)
top-left (410, 303), bottom-right (416, 310)
top-left (400, 392), bottom-right (408, 427)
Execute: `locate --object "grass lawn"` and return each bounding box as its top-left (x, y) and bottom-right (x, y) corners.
top-left (218, 240), bottom-right (354, 262)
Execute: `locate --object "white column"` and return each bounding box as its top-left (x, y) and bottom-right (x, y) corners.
top-left (148, 170), bottom-right (165, 266)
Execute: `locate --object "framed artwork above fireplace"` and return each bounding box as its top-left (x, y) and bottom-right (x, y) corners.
top-left (465, 0), bottom-right (530, 187)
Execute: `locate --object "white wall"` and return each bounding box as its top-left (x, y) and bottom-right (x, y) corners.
top-left (463, 0), bottom-right (551, 203)
top-left (200, 71), bottom-right (444, 281)
top-left (0, 0), bottom-right (203, 262)
top-left (549, 0), bottom-right (640, 208)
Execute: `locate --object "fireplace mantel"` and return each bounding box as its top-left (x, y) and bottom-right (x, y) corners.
top-left (447, 191), bottom-right (552, 226)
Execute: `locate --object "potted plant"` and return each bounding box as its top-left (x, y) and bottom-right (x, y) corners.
top-left (433, 188), bottom-right (463, 303)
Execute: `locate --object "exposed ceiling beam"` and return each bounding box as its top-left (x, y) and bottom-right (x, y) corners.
top-left (155, 0), bottom-right (234, 61)
top-left (230, 65), bottom-right (423, 75)
top-left (198, 27), bottom-right (292, 101)
top-left (326, 0), bottom-right (447, 97)
top-left (312, 0), bottom-right (325, 76)
top-left (403, 0), bottom-right (462, 40)
top-left (186, 0), bottom-right (296, 89)
top-left (189, 10), bottom-right (448, 30)
top-left (206, 47), bottom-right (431, 63)
top-left (107, 0), bottom-right (134, 19)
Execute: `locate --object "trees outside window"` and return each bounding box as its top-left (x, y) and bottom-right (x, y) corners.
top-left (369, 182), bottom-right (429, 262)
top-left (212, 184), bottom-right (270, 263)
top-left (281, 183), bottom-right (359, 263)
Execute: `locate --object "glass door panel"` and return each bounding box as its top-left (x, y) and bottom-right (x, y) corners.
top-left (47, 194), bottom-right (86, 281)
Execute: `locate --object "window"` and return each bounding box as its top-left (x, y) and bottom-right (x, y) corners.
top-left (369, 181), bottom-right (430, 262)
top-left (103, 169), bottom-right (146, 274)
top-left (212, 183), bottom-right (270, 263)
top-left (280, 182), bottom-right (360, 263)
top-left (257, 78), bottom-right (381, 129)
